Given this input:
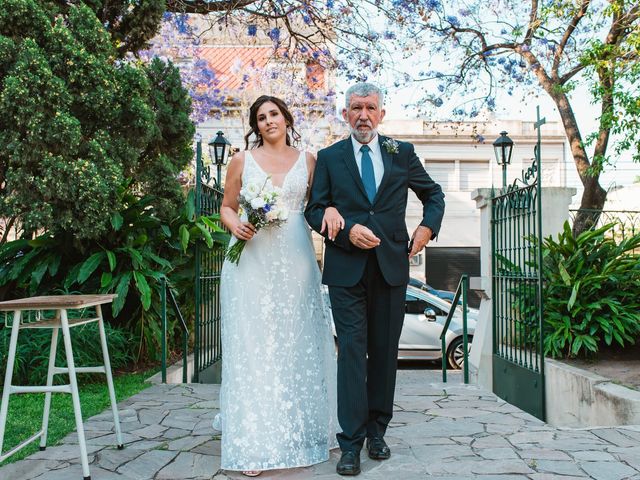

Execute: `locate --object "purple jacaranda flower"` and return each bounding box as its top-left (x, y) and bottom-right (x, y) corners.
top-left (269, 28), bottom-right (280, 41)
top-left (446, 15), bottom-right (460, 28)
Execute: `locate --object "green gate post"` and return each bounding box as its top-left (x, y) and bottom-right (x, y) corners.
top-left (534, 106), bottom-right (546, 421)
top-left (491, 107), bottom-right (547, 421)
top-left (161, 276), bottom-right (167, 384)
top-left (193, 138), bottom-right (202, 383)
top-left (193, 135), bottom-right (225, 384)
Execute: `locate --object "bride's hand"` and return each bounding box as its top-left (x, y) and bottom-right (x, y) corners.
top-left (233, 221), bottom-right (256, 241)
top-left (320, 206), bottom-right (344, 241)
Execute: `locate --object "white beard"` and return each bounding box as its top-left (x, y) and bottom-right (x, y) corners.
top-left (350, 127), bottom-right (377, 144)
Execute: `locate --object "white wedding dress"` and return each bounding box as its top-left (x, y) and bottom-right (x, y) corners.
top-left (216, 150), bottom-right (338, 471)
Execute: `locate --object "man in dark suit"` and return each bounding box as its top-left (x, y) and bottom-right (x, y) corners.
top-left (305, 83), bottom-right (445, 476)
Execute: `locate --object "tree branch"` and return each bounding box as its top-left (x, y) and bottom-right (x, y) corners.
top-left (559, 63), bottom-right (586, 84)
top-left (524, 0), bottom-right (539, 44)
top-left (553, 0), bottom-right (591, 79)
top-left (166, 0), bottom-right (258, 14)
top-left (0, 216), bottom-right (17, 245)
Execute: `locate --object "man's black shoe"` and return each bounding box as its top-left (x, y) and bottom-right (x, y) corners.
top-left (336, 451), bottom-right (361, 476)
top-left (366, 436), bottom-right (391, 460)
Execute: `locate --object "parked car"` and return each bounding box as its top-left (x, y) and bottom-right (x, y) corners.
top-left (408, 277), bottom-right (457, 304)
top-left (325, 285), bottom-right (476, 369)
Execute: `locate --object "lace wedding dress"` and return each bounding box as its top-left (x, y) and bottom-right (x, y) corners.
top-left (216, 150), bottom-right (338, 472)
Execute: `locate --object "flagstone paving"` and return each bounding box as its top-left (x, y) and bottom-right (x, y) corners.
top-left (1, 370), bottom-right (639, 479)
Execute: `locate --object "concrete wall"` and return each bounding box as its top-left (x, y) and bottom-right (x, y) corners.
top-left (545, 358), bottom-right (640, 427)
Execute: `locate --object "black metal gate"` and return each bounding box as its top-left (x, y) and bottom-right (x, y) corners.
top-left (193, 140), bottom-right (224, 383)
top-left (491, 109), bottom-right (546, 420)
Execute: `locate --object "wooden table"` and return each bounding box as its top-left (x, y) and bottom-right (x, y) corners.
top-left (0, 295), bottom-right (123, 480)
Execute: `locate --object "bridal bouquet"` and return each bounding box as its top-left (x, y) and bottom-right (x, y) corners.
top-left (225, 178), bottom-right (289, 265)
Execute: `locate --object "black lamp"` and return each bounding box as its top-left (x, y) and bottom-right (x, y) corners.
top-left (208, 131), bottom-right (232, 185)
top-left (493, 131), bottom-right (514, 189)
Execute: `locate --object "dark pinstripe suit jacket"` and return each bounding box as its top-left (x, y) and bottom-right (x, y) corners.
top-left (305, 135), bottom-right (445, 287)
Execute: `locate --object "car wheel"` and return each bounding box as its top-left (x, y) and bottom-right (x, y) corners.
top-left (446, 336), bottom-right (473, 370)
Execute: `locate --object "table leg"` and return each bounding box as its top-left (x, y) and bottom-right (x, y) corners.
top-left (0, 310), bottom-right (21, 458)
top-left (96, 305), bottom-right (123, 449)
top-left (40, 326), bottom-right (59, 450)
top-left (60, 308), bottom-right (91, 480)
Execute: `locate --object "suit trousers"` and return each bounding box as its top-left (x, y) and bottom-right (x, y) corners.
top-left (329, 251), bottom-right (406, 453)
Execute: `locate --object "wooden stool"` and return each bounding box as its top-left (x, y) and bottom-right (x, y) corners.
top-left (0, 295), bottom-right (123, 480)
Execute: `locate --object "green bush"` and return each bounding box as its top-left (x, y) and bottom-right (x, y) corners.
top-left (0, 320), bottom-right (136, 387)
top-left (542, 222), bottom-right (640, 358)
top-left (0, 187), bottom-right (228, 363)
top-left (0, 0), bottom-right (230, 369)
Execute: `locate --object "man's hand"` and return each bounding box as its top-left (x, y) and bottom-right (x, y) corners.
top-left (348, 224), bottom-right (381, 249)
top-left (409, 226), bottom-right (433, 258)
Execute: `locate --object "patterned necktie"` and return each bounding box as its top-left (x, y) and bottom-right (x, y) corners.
top-left (360, 144), bottom-right (376, 203)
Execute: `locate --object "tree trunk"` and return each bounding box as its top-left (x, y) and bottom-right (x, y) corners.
top-left (520, 49), bottom-right (608, 237)
top-left (548, 89), bottom-right (607, 236)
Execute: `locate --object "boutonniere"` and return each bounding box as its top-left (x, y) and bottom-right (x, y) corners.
top-left (382, 138), bottom-right (399, 154)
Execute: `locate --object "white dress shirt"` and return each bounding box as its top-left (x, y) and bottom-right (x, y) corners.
top-left (351, 134), bottom-right (384, 189)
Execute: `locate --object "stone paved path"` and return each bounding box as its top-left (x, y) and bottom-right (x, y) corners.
top-left (1, 370), bottom-right (640, 480)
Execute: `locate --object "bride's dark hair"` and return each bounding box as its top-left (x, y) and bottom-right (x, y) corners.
top-left (244, 95), bottom-right (301, 150)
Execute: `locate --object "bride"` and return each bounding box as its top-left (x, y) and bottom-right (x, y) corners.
top-left (218, 95), bottom-right (342, 476)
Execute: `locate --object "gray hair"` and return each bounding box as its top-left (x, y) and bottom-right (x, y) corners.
top-left (344, 83), bottom-right (384, 108)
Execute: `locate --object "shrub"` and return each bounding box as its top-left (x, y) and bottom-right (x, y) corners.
top-left (542, 222), bottom-right (640, 358)
top-left (0, 319), bottom-right (136, 387)
top-left (0, 187), bottom-right (228, 363)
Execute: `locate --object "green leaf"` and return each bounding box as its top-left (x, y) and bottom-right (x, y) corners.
top-left (29, 261), bottom-right (48, 294)
top-left (106, 250), bottom-right (116, 271)
top-left (48, 255), bottom-right (61, 277)
top-left (27, 236), bottom-right (55, 247)
top-left (133, 234), bottom-right (148, 246)
top-left (160, 225), bottom-right (171, 238)
top-left (179, 224), bottom-right (189, 253)
top-left (0, 239), bottom-right (29, 261)
top-left (101, 272), bottom-right (113, 288)
top-left (64, 263), bottom-right (82, 290)
top-left (111, 212), bottom-right (124, 231)
top-left (571, 336), bottom-right (583, 355)
top-left (567, 281), bottom-right (580, 311)
top-left (146, 252), bottom-right (172, 269)
top-left (112, 272), bottom-right (132, 316)
top-left (558, 262), bottom-right (571, 286)
top-left (196, 223), bottom-right (214, 248)
top-left (185, 190), bottom-right (195, 221)
top-left (8, 249), bottom-right (38, 282)
top-left (200, 216), bottom-right (224, 232)
top-left (126, 247), bottom-right (145, 269)
top-left (78, 252), bottom-right (105, 284)
top-left (133, 271), bottom-right (151, 310)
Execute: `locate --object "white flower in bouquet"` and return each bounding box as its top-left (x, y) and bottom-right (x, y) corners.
top-left (250, 197), bottom-right (267, 210)
top-left (242, 183), bottom-right (261, 201)
top-left (277, 208), bottom-right (289, 221)
top-left (226, 177), bottom-right (289, 265)
top-left (265, 210), bottom-right (279, 222)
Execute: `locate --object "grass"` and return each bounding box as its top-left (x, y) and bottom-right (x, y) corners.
top-left (0, 369), bottom-right (155, 466)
